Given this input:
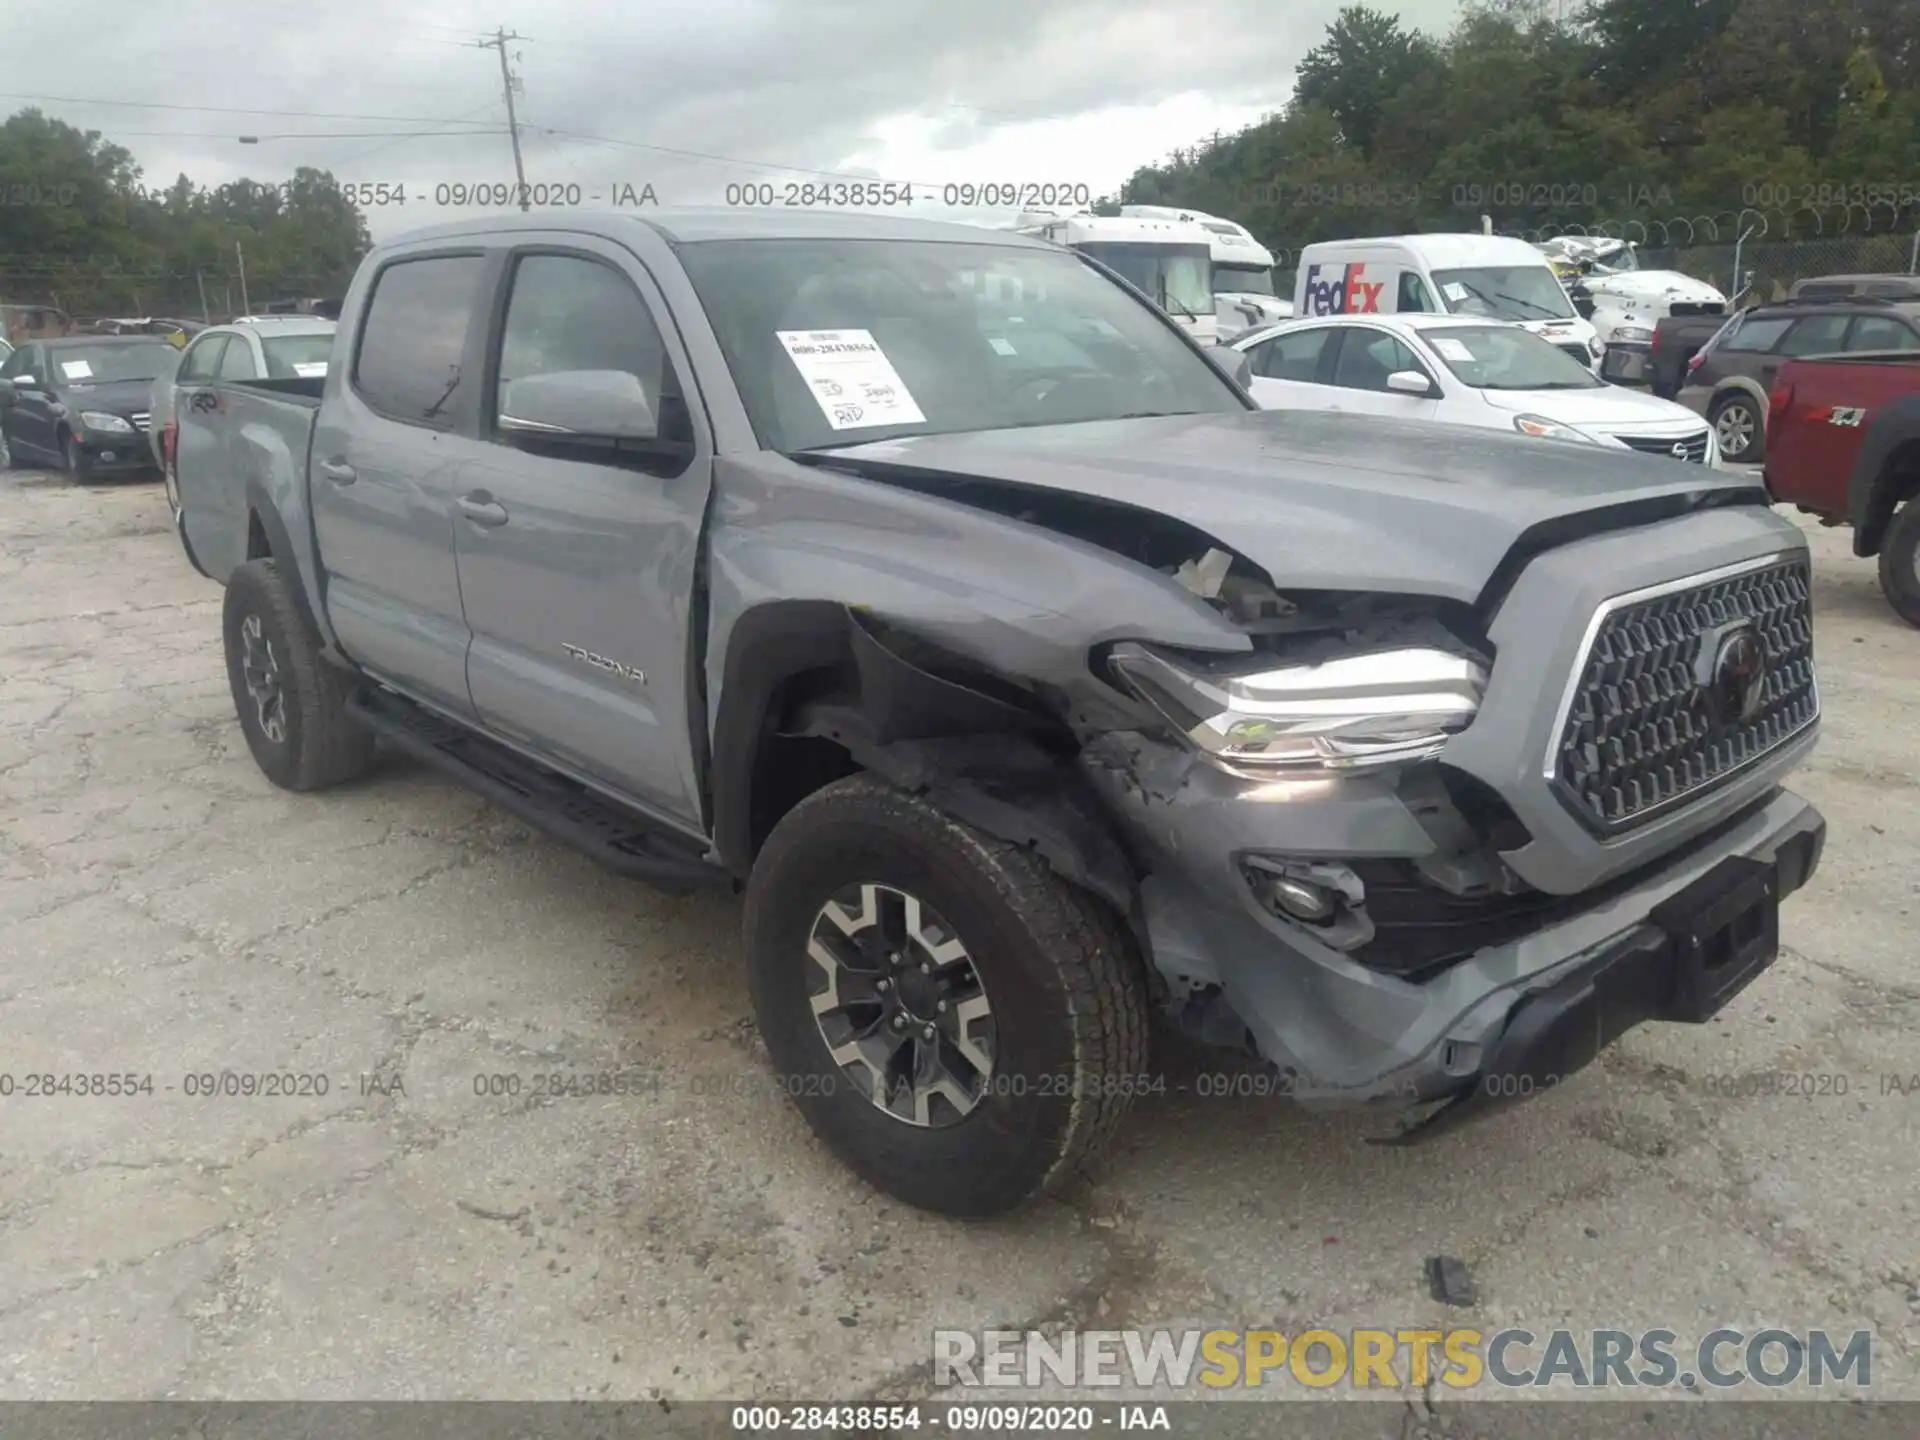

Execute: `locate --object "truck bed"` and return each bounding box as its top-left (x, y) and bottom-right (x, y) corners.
top-left (1762, 352), bottom-right (1920, 517)
top-left (175, 375), bottom-right (322, 584)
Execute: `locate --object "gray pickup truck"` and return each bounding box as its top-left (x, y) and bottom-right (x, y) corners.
top-left (171, 209), bottom-right (1826, 1217)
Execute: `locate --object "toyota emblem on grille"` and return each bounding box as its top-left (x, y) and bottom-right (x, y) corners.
top-left (1696, 622), bottom-right (1767, 728)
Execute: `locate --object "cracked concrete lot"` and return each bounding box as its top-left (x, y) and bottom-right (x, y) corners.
top-left (0, 465), bottom-right (1915, 1431)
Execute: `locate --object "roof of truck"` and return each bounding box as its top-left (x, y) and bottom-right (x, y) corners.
top-left (377, 208), bottom-right (1057, 249)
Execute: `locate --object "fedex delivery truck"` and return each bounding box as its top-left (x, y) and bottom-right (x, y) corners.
top-left (1292, 234), bottom-right (1603, 371)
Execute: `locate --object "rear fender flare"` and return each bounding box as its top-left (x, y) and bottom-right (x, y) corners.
top-left (243, 477), bottom-right (341, 657)
top-left (1846, 398), bottom-right (1920, 556)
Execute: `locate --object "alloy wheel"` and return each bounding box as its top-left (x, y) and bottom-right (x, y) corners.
top-left (239, 613), bottom-right (287, 743)
top-left (1714, 402), bottom-right (1756, 458)
top-left (805, 882), bottom-right (996, 1127)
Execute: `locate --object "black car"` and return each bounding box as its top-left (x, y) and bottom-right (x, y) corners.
top-left (0, 335), bottom-right (175, 480)
top-left (1678, 295), bottom-right (1920, 463)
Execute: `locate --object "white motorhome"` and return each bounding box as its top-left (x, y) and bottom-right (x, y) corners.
top-left (1008, 209), bottom-right (1218, 342)
top-left (1292, 233), bottom-right (1603, 371)
top-left (1118, 205), bottom-right (1291, 337)
top-left (1536, 235), bottom-right (1728, 386)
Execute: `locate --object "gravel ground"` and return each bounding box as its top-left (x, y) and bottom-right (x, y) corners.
top-left (0, 463), bottom-right (1914, 1431)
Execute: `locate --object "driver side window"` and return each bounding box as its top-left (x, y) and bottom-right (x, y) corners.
top-left (0, 344), bottom-right (31, 379)
top-left (1397, 274), bottom-right (1436, 312)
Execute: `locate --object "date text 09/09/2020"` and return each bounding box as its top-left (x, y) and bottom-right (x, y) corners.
top-left (723, 182), bottom-right (1094, 208)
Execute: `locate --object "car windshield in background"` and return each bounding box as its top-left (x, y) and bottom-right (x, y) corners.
top-left (1422, 324), bottom-right (1604, 390)
top-left (676, 238), bottom-right (1246, 454)
top-left (1214, 264), bottom-right (1276, 296)
top-left (1431, 266), bottom-right (1577, 322)
top-left (48, 342), bottom-right (172, 383)
top-left (262, 333), bottom-right (334, 377)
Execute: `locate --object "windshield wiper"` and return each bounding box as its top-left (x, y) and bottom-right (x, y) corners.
top-left (1493, 291), bottom-right (1566, 320)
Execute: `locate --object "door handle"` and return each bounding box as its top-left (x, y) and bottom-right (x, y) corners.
top-left (458, 492), bottom-right (508, 527)
top-left (318, 459), bottom-right (356, 485)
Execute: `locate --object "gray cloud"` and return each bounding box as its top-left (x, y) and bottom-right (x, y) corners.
top-left (6, 0), bottom-right (1466, 232)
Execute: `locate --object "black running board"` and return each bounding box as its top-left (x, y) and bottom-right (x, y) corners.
top-left (347, 687), bottom-right (730, 894)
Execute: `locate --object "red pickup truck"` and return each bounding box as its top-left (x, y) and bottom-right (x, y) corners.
top-left (1763, 350), bottom-right (1920, 626)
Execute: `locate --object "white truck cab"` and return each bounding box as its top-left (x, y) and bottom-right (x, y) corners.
top-left (1010, 209), bottom-right (1218, 343)
top-left (1292, 233), bottom-right (1602, 372)
top-left (1536, 235), bottom-right (1727, 385)
top-left (1118, 206), bottom-right (1290, 338)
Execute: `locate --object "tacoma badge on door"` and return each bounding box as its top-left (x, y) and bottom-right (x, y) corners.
top-left (562, 643), bottom-right (645, 684)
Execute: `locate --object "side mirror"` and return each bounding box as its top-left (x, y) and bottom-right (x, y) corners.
top-left (1386, 370), bottom-right (1432, 395)
top-left (498, 369), bottom-right (657, 441)
top-left (1204, 344), bottom-right (1254, 390)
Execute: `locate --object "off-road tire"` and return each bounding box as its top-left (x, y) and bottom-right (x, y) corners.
top-left (222, 558), bottom-right (378, 791)
top-left (1710, 392), bottom-right (1764, 464)
top-left (743, 774), bottom-right (1151, 1217)
top-left (0, 420), bottom-right (15, 470)
top-left (1877, 499), bottom-right (1920, 630)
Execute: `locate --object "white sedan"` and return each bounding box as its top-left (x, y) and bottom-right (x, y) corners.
top-left (1230, 312), bottom-right (1719, 465)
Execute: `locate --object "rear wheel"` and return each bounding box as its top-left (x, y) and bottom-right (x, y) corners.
top-left (222, 558), bottom-right (379, 790)
top-left (1877, 499), bottom-right (1920, 630)
top-left (1710, 392), bottom-right (1763, 463)
top-left (743, 774), bottom-right (1151, 1217)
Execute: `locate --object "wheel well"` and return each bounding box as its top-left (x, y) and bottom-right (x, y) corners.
top-left (747, 667), bottom-right (862, 858)
top-left (246, 510), bottom-right (272, 559)
top-left (1883, 440), bottom-right (1920, 513)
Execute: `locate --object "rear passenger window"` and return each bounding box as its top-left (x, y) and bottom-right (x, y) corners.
top-left (492, 253), bottom-right (694, 475)
top-left (1777, 314), bottom-right (1852, 356)
top-left (180, 337), bottom-right (225, 381)
top-left (352, 255), bottom-right (487, 428)
top-left (1723, 316), bottom-right (1792, 352)
top-left (1846, 315), bottom-right (1920, 352)
top-left (217, 339), bottom-right (257, 380)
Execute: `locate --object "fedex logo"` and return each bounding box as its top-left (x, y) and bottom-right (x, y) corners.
top-left (1302, 262), bottom-right (1384, 315)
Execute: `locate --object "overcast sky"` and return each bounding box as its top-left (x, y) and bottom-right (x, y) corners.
top-left (6, 0), bottom-right (1467, 239)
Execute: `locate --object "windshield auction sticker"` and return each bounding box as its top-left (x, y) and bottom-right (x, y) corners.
top-left (60, 360), bottom-right (94, 379)
top-left (777, 329), bottom-right (926, 430)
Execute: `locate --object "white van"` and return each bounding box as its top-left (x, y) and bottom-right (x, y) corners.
top-left (1292, 234), bottom-right (1602, 371)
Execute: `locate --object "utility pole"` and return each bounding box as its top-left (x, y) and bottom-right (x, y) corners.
top-left (480, 27), bottom-right (531, 211)
top-left (195, 269), bottom-right (209, 323)
top-left (235, 241), bottom-right (251, 316)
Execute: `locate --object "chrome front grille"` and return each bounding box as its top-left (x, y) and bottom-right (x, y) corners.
top-left (1551, 556), bottom-right (1817, 832)
top-left (131, 412), bottom-right (151, 432)
top-left (1618, 430), bottom-right (1711, 464)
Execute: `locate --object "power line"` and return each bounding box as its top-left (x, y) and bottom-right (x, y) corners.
top-left (0, 91), bottom-right (508, 126)
top-left (332, 101), bottom-right (507, 166)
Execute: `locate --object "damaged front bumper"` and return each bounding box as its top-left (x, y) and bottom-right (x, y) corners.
top-left (1080, 732), bottom-right (1825, 1139)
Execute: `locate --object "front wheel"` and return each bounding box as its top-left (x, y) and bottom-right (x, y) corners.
top-left (0, 421), bottom-right (13, 470)
top-left (1710, 393), bottom-right (1764, 463)
top-left (1877, 499), bottom-right (1920, 630)
top-left (743, 775), bottom-right (1151, 1217)
top-left (62, 431), bottom-right (93, 484)
top-left (222, 558), bottom-right (379, 790)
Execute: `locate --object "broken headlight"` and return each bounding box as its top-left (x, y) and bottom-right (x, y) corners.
top-left (1107, 641), bottom-right (1487, 775)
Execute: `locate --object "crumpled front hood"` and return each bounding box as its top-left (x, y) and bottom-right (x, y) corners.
top-left (805, 410), bottom-right (1761, 605)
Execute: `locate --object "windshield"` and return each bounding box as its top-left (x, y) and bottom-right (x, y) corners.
top-left (677, 237), bottom-right (1246, 453)
top-left (262, 333), bottom-right (335, 377)
top-left (1073, 242), bottom-right (1213, 320)
top-left (1422, 324), bottom-right (1604, 390)
top-left (47, 342), bottom-right (173, 383)
top-left (1430, 266), bottom-right (1577, 322)
top-left (1213, 262), bottom-right (1276, 297)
